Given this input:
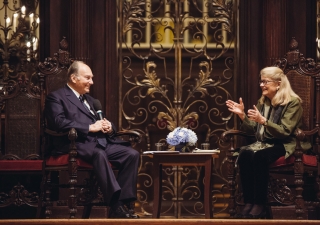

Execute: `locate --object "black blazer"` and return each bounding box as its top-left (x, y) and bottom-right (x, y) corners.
top-left (45, 85), bottom-right (128, 156)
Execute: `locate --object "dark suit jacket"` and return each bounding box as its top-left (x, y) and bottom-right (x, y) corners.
top-left (45, 85), bottom-right (128, 156)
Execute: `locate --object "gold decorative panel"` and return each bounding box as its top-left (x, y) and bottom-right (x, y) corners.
top-left (118, 0), bottom-right (237, 218)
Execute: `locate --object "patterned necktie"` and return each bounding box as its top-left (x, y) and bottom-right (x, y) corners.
top-left (79, 95), bottom-right (91, 113)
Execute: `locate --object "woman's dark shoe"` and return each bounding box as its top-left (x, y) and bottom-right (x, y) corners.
top-left (247, 204), bottom-right (266, 219)
top-left (233, 203), bottom-right (253, 219)
top-left (248, 210), bottom-right (266, 219)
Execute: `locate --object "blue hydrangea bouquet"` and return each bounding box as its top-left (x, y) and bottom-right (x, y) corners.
top-left (166, 127), bottom-right (198, 152)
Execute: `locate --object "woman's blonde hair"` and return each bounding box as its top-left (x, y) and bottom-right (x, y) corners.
top-left (258, 67), bottom-right (301, 106)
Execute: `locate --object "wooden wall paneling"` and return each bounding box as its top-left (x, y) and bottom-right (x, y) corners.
top-left (286, 0), bottom-right (317, 59)
top-left (238, 0), bottom-right (263, 118)
top-left (286, 0), bottom-right (306, 55)
top-left (262, 0), bottom-right (287, 68)
top-left (90, 0), bottom-right (107, 114)
top-left (40, 0), bottom-right (69, 61)
top-left (305, 0), bottom-right (317, 60)
top-left (68, 0), bottom-right (91, 64)
top-left (104, 1), bottom-right (119, 126)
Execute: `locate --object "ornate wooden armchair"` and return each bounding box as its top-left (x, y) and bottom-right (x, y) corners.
top-left (221, 38), bottom-right (320, 219)
top-left (36, 38), bottom-right (141, 219)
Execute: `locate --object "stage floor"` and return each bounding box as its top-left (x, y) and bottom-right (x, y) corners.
top-left (0, 219), bottom-right (319, 225)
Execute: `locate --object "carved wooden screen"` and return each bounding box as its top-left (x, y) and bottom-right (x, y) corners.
top-left (41, 49), bottom-right (70, 95)
top-left (118, 0), bottom-right (237, 218)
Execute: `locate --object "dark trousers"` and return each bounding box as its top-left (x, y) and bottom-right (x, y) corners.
top-left (76, 143), bottom-right (140, 206)
top-left (238, 143), bottom-right (286, 204)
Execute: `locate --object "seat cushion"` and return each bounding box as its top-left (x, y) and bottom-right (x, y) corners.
top-left (46, 154), bottom-right (93, 169)
top-left (0, 160), bottom-right (43, 171)
top-left (270, 154), bottom-right (317, 168)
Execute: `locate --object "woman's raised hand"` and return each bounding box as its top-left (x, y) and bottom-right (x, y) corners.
top-left (226, 97), bottom-right (245, 120)
top-left (247, 105), bottom-right (265, 124)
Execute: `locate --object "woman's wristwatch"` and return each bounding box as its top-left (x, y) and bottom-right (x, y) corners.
top-left (263, 118), bottom-right (268, 126)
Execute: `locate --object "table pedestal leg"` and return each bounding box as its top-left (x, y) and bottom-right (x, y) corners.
top-left (153, 160), bottom-right (162, 218)
top-left (204, 157), bottom-right (213, 219)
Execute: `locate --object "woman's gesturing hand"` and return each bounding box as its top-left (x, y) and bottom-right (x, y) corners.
top-left (247, 105), bottom-right (266, 124)
top-left (226, 97), bottom-right (245, 120)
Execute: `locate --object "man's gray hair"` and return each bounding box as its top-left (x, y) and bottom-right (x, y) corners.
top-left (67, 61), bottom-right (86, 81)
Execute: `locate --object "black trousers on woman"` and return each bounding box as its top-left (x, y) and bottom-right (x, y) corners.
top-left (237, 143), bottom-right (286, 204)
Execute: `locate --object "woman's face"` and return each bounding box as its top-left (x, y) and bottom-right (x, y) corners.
top-left (259, 75), bottom-right (280, 100)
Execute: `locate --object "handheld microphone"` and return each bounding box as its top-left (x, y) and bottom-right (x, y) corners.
top-left (93, 99), bottom-right (104, 120)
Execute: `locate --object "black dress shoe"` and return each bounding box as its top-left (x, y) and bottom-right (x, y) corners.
top-left (109, 205), bottom-right (131, 218)
top-left (128, 209), bottom-right (140, 218)
top-left (124, 202), bottom-right (140, 218)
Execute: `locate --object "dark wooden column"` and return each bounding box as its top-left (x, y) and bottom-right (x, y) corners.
top-left (104, 1), bottom-right (119, 126)
top-left (262, 0), bottom-right (317, 66)
top-left (286, 0), bottom-right (317, 59)
top-left (237, 0), bottom-right (264, 116)
top-left (89, 0), bottom-right (107, 118)
top-left (262, 0), bottom-right (287, 67)
top-left (40, 0), bottom-right (69, 61)
top-left (68, 0), bottom-right (91, 64)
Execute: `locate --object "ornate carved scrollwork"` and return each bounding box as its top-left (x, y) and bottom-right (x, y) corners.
top-left (268, 177), bottom-right (294, 205)
top-left (0, 183), bottom-right (39, 207)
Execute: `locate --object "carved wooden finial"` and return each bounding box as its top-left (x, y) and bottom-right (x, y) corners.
top-left (288, 37), bottom-right (298, 51)
top-left (59, 37), bottom-right (68, 51)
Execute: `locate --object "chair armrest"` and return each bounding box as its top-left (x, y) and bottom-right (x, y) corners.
top-left (221, 129), bottom-right (255, 166)
top-left (43, 128), bottom-right (77, 158)
top-left (221, 129), bottom-right (255, 143)
top-left (68, 128), bottom-right (78, 142)
top-left (44, 128), bottom-right (69, 137)
top-left (293, 127), bottom-right (319, 161)
top-left (294, 127), bottom-right (319, 141)
top-left (114, 130), bottom-right (142, 144)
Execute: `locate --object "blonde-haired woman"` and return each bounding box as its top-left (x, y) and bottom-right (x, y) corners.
top-left (226, 67), bottom-right (311, 219)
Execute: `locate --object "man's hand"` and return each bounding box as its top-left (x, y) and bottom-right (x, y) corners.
top-left (89, 118), bottom-right (113, 134)
top-left (102, 118), bottom-right (113, 134)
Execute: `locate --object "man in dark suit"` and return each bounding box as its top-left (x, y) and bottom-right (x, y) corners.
top-left (45, 61), bottom-right (139, 218)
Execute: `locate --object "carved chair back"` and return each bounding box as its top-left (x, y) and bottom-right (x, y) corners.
top-left (38, 37), bottom-right (73, 158)
top-left (273, 38), bottom-right (319, 149)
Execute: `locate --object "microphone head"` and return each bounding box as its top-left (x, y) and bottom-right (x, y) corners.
top-left (93, 99), bottom-right (103, 111)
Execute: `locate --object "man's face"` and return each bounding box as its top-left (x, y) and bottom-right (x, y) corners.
top-left (72, 63), bottom-right (94, 94)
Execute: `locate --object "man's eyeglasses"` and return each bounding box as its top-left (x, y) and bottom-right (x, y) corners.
top-left (259, 80), bottom-right (274, 85)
